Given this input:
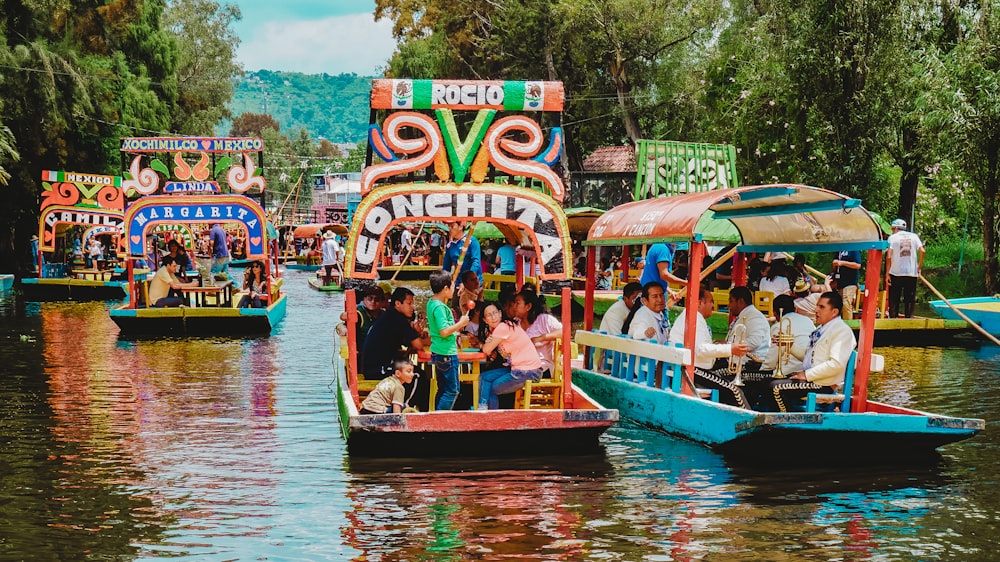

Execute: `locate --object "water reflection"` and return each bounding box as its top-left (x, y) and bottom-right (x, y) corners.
top-left (1, 276), bottom-right (999, 559)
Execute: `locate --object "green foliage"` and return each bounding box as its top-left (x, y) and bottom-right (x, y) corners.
top-left (225, 71), bottom-right (372, 144)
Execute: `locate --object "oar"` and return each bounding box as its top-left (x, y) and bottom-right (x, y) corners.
top-left (391, 222), bottom-right (427, 282)
top-left (451, 221), bottom-right (479, 286)
top-left (919, 274), bottom-right (1000, 346)
top-left (673, 245), bottom-right (738, 301)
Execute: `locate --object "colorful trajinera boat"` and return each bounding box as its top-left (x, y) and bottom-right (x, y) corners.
top-left (929, 296), bottom-right (1000, 336)
top-left (336, 78), bottom-right (618, 456)
top-left (573, 184), bottom-right (984, 463)
top-left (109, 136), bottom-right (286, 336)
top-left (21, 171), bottom-right (133, 301)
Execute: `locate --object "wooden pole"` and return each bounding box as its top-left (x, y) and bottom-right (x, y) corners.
top-left (920, 274), bottom-right (1000, 346)
top-left (345, 288), bottom-right (360, 404)
top-left (391, 222), bottom-right (426, 282)
top-left (451, 221), bottom-right (478, 286)
top-left (561, 286), bottom-right (574, 407)
top-left (680, 242), bottom-right (706, 396)
top-left (852, 248), bottom-right (882, 412)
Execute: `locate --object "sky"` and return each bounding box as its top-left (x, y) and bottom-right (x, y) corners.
top-left (229, 0), bottom-right (397, 75)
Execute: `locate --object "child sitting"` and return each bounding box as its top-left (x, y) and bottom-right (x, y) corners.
top-left (457, 269), bottom-right (482, 314)
top-left (359, 358), bottom-right (416, 414)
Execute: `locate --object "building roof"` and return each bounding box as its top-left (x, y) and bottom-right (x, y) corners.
top-left (582, 146), bottom-right (636, 172)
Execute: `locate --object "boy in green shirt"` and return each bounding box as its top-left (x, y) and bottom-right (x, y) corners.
top-left (427, 269), bottom-right (469, 410)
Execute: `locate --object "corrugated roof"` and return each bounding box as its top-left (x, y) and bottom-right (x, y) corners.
top-left (582, 146), bottom-right (636, 172)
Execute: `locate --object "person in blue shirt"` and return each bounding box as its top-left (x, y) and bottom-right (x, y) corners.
top-left (639, 243), bottom-right (684, 296)
top-left (442, 220), bottom-right (481, 286)
top-left (495, 241), bottom-right (516, 275)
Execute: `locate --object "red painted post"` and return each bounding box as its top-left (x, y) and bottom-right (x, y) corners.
top-left (852, 248), bottom-right (882, 412)
top-left (562, 286), bottom-right (574, 408)
top-left (515, 250), bottom-right (524, 290)
top-left (127, 257), bottom-right (135, 309)
top-left (583, 246), bottom-right (597, 369)
top-left (621, 245), bottom-right (631, 283)
top-left (732, 251), bottom-right (746, 287)
top-left (345, 288), bottom-right (360, 404)
top-left (681, 241), bottom-right (706, 396)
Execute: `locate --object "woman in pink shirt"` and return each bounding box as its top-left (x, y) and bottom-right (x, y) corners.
top-left (477, 303), bottom-right (543, 409)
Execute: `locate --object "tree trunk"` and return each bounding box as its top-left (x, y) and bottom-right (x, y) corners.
top-left (609, 54), bottom-right (643, 145)
top-left (984, 148), bottom-right (1000, 294)
top-left (897, 126), bottom-right (919, 227)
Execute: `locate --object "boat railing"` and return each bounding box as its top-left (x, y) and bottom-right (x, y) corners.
top-left (575, 330), bottom-right (886, 413)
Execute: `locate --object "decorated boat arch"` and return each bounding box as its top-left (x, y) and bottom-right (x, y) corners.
top-left (21, 171), bottom-right (130, 301)
top-left (109, 136), bottom-right (285, 337)
top-left (337, 78), bottom-right (617, 457)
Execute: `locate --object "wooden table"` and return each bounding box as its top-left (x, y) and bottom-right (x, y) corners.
top-left (417, 349), bottom-right (487, 411)
top-left (180, 280), bottom-right (234, 308)
top-left (73, 269), bottom-right (113, 281)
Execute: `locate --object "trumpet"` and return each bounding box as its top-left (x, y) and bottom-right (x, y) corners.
top-left (773, 316), bottom-right (795, 379)
top-left (727, 320), bottom-right (746, 386)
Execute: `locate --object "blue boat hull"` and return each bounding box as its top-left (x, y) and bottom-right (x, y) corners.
top-left (573, 368), bottom-right (982, 464)
top-left (929, 296), bottom-right (1000, 335)
top-left (20, 277), bottom-right (128, 301)
top-left (0, 274), bottom-right (13, 292)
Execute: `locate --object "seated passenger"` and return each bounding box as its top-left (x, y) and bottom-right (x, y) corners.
top-left (359, 358), bottom-right (417, 414)
top-left (668, 286), bottom-right (750, 408)
top-left (149, 255), bottom-right (197, 307)
top-left (238, 260), bottom-right (272, 308)
top-left (478, 303), bottom-right (543, 410)
top-left (626, 281), bottom-right (670, 344)
top-left (766, 291), bottom-right (857, 412)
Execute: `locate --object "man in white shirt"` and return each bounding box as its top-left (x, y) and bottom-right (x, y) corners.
top-left (627, 282), bottom-right (670, 343)
top-left (885, 218), bottom-right (925, 318)
top-left (725, 286), bottom-right (770, 372)
top-left (767, 291), bottom-right (857, 412)
top-left (400, 225), bottom-right (415, 264)
top-left (321, 230), bottom-right (342, 287)
top-left (668, 286), bottom-right (750, 408)
top-left (599, 282), bottom-right (642, 335)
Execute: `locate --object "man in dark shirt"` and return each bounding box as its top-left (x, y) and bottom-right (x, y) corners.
top-left (361, 287), bottom-right (429, 379)
top-left (832, 250), bottom-right (861, 320)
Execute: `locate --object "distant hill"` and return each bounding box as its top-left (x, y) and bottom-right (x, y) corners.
top-left (222, 70), bottom-right (373, 144)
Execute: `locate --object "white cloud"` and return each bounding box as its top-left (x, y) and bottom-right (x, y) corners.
top-left (237, 13), bottom-right (396, 75)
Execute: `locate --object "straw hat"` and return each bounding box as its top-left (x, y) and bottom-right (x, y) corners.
top-left (322, 230), bottom-right (336, 239)
top-left (793, 278), bottom-right (811, 294)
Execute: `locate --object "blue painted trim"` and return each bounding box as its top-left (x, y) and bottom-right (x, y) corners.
top-left (713, 198), bottom-right (861, 219)
top-left (739, 241), bottom-right (888, 253)
top-left (717, 186), bottom-right (797, 202)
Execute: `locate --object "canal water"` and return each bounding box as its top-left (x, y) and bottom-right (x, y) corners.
top-left (1, 271), bottom-right (998, 560)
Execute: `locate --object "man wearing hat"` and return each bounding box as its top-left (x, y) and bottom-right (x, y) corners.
top-left (885, 218), bottom-right (925, 318)
top-left (320, 229), bottom-right (342, 287)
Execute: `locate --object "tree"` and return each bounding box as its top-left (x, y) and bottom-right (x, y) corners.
top-left (920, 2), bottom-right (1000, 291)
top-left (163, 0), bottom-right (243, 135)
top-left (230, 112), bottom-right (281, 137)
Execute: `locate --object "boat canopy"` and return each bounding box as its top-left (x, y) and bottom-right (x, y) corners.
top-left (292, 223), bottom-right (348, 239)
top-left (564, 207), bottom-right (604, 236)
top-left (584, 184), bottom-right (888, 253)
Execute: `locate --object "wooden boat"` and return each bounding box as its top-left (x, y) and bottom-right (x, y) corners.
top-left (308, 275), bottom-right (344, 292)
top-left (21, 170), bottom-right (129, 301)
top-left (573, 184), bottom-right (984, 464)
top-left (109, 136), bottom-right (286, 336)
top-left (376, 264), bottom-right (439, 280)
top-left (336, 78), bottom-right (618, 457)
top-left (929, 296), bottom-right (1000, 336)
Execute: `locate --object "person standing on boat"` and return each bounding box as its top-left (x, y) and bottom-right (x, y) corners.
top-left (885, 218), bottom-right (925, 319)
top-left (442, 220), bottom-right (482, 287)
top-left (428, 228), bottom-right (443, 266)
top-left (668, 286), bottom-right (751, 408)
top-left (209, 222), bottom-right (230, 277)
top-left (427, 269), bottom-right (470, 410)
top-left (599, 282), bottom-right (643, 336)
top-left (478, 303), bottom-right (543, 409)
top-left (767, 291), bottom-right (857, 412)
top-left (832, 249), bottom-right (861, 320)
top-left (627, 282), bottom-right (670, 344)
top-left (320, 230), bottom-right (342, 287)
top-left (640, 243), bottom-right (684, 298)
